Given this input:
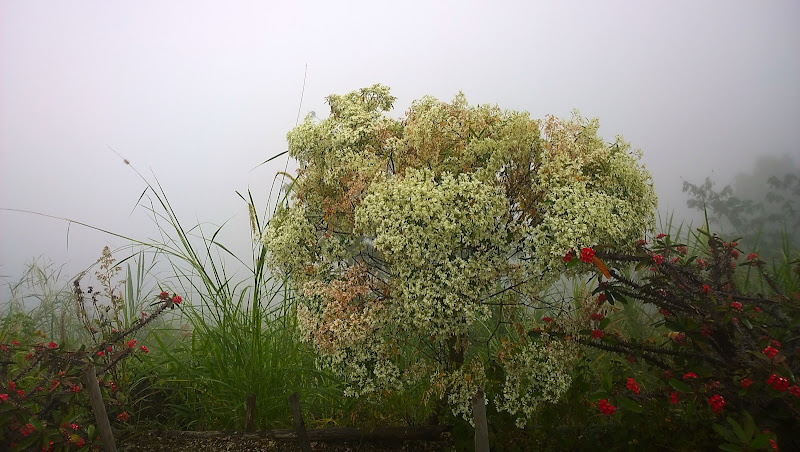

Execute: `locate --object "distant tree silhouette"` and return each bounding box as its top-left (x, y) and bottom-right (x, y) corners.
top-left (682, 154), bottom-right (799, 258)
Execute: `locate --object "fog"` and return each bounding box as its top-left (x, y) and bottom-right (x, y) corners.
top-left (2, 0), bottom-right (799, 290)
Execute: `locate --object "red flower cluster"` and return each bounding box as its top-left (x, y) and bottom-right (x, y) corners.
top-left (580, 247), bottom-right (595, 263)
top-left (139, 345), bottom-right (149, 354)
top-left (598, 398), bottom-right (616, 415)
top-left (701, 285), bottom-right (711, 294)
top-left (562, 251), bottom-right (573, 263)
top-left (730, 301), bottom-right (742, 311)
top-left (541, 317), bottom-right (553, 323)
top-left (653, 254), bottom-right (664, 264)
top-left (20, 422), bottom-right (35, 437)
top-left (669, 391), bottom-right (679, 404)
top-left (597, 293), bottom-right (607, 302)
top-left (789, 385), bottom-right (800, 399)
top-left (701, 325), bottom-right (712, 337)
top-left (116, 411), bottom-right (130, 422)
top-left (708, 394), bottom-right (725, 413)
top-left (626, 378), bottom-right (640, 394)
top-left (739, 378), bottom-right (754, 389)
top-left (676, 245), bottom-right (687, 255)
top-left (767, 374), bottom-right (789, 392)
top-left (746, 253), bottom-right (758, 261)
top-left (47, 341), bottom-right (58, 349)
top-left (696, 259), bottom-right (707, 268)
top-left (656, 233), bottom-right (666, 239)
top-left (173, 295), bottom-right (182, 304)
top-left (762, 346), bottom-right (779, 359)
top-left (126, 340), bottom-right (137, 349)
top-left (590, 313), bottom-right (605, 321)
top-left (683, 372), bottom-right (698, 380)
top-left (591, 329), bottom-right (604, 339)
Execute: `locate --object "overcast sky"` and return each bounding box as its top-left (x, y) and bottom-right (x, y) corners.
top-left (1, 0), bottom-right (799, 287)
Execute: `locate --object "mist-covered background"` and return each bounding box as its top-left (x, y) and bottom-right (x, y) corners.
top-left (2, 0), bottom-right (798, 289)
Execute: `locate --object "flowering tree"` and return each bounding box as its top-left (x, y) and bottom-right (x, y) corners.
top-left (263, 84), bottom-right (657, 425)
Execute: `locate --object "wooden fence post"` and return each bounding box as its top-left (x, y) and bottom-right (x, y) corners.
top-left (245, 392), bottom-right (256, 433)
top-left (288, 392), bottom-right (312, 452)
top-left (83, 365), bottom-right (117, 452)
top-left (472, 388), bottom-right (489, 452)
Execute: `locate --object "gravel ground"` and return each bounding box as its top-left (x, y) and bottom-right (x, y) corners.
top-left (118, 431), bottom-right (453, 452)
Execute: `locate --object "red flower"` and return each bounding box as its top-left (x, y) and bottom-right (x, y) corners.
top-left (598, 398), bottom-right (616, 415)
top-left (658, 288), bottom-right (667, 297)
top-left (754, 306), bottom-right (762, 312)
top-left (71, 385), bottom-right (81, 393)
top-left (71, 423), bottom-right (79, 431)
top-left (591, 329), bottom-right (604, 339)
top-left (771, 340), bottom-right (782, 349)
top-left (769, 439), bottom-right (778, 451)
top-left (0, 393), bottom-right (8, 402)
top-left (730, 302), bottom-right (742, 311)
top-left (590, 313), bottom-right (605, 321)
top-left (701, 285), bottom-right (711, 294)
top-left (653, 254), bottom-right (664, 264)
top-left (626, 378), bottom-right (640, 394)
top-left (139, 345), bottom-right (149, 354)
top-left (696, 259), bottom-right (707, 268)
top-left (767, 374), bottom-right (789, 392)
top-left (656, 233), bottom-right (666, 239)
top-left (635, 239), bottom-right (648, 246)
top-left (788, 385), bottom-right (800, 399)
top-left (579, 247), bottom-right (595, 263)
top-left (126, 340), bottom-right (137, 349)
top-left (672, 333), bottom-right (686, 345)
top-left (159, 291), bottom-right (170, 300)
top-left (701, 325), bottom-right (712, 337)
top-left (708, 394), bottom-right (725, 413)
top-left (659, 308), bottom-right (670, 317)
top-left (762, 346), bottom-right (779, 359)
top-left (11, 340), bottom-right (20, 346)
top-left (677, 246), bottom-right (687, 255)
top-left (562, 251), bottom-right (573, 263)
top-left (116, 411), bottom-right (130, 422)
top-left (669, 391), bottom-right (679, 404)
top-left (47, 341), bottom-right (58, 349)
top-left (739, 378), bottom-right (754, 389)
top-left (683, 372), bottom-right (698, 380)
top-left (97, 351), bottom-right (105, 356)
top-left (730, 250), bottom-right (739, 259)
top-left (541, 317), bottom-right (553, 323)
top-left (746, 253), bottom-right (758, 261)
top-left (172, 295), bottom-right (182, 304)
top-left (597, 293), bottom-right (607, 302)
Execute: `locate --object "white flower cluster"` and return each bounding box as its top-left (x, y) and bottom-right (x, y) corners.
top-left (495, 339), bottom-right (575, 428)
top-left (263, 85), bottom-right (657, 426)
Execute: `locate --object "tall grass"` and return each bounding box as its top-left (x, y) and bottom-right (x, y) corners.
top-left (122, 180), bottom-right (347, 430)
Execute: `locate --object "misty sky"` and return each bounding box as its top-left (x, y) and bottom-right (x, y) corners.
top-left (1, 0), bottom-right (799, 286)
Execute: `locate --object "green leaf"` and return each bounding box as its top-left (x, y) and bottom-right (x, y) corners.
top-left (718, 444), bottom-right (743, 452)
top-left (599, 318), bottom-right (611, 330)
top-left (587, 391), bottom-right (607, 402)
top-left (749, 433), bottom-right (771, 449)
top-left (601, 373), bottom-right (612, 393)
top-left (712, 423), bottom-right (738, 444)
top-left (669, 378), bottom-right (692, 393)
top-left (727, 416), bottom-right (747, 443)
top-left (742, 411), bottom-right (755, 441)
top-left (741, 318), bottom-right (753, 330)
top-left (617, 396), bottom-right (643, 413)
